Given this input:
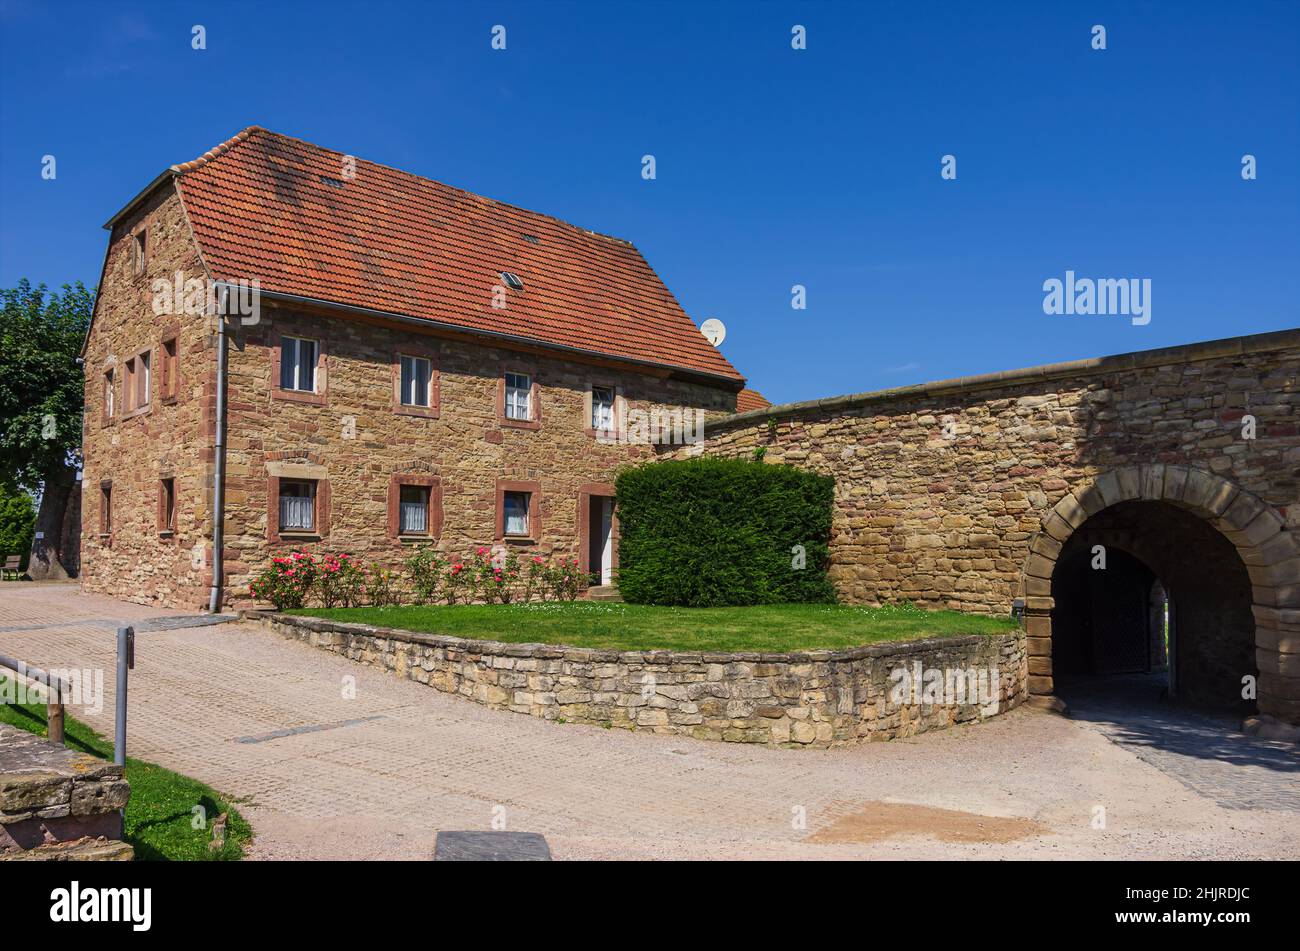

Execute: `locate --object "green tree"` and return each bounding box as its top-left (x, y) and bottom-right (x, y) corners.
top-left (0, 280), bottom-right (94, 578)
top-left (0, 481), bottom-right (37, 572)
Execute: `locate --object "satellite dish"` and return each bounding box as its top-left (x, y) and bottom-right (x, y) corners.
top-left (700, 318), bottom-right (727, 347)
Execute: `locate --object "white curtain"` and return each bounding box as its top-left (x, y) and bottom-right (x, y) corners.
top-left (400, 499), bottom-right (427, 533)
top-left (505, 493), bottom-right (528, 535)
top-left (279, 495), bottom-right (314, 531)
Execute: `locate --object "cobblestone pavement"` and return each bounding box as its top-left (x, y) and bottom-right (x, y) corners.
top-left (2, 583), bottom-right (1297, 860)
top-left (1057, 675), bottom-right (1300, 813)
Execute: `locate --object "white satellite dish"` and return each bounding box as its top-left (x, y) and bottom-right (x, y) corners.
top-left (700, 318), bottom-right (727, 347)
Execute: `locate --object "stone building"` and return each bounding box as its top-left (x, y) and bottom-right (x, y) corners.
top-left (80, 127), bottom-right (764, 609)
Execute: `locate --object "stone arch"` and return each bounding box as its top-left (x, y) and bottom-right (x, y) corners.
top-left (1020, 465), bottom-right (1300, 723)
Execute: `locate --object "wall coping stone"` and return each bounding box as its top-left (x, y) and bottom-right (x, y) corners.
top-left (707, 328), bottom-right (1300, 435)
top-left (253, 611), bottom-right (1003, 665)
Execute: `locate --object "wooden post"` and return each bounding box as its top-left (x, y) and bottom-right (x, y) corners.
top-left (47, 694), bottom-right (65, 745)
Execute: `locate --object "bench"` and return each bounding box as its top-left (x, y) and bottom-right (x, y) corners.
top-left (0, 556), bottom-right (21, 581)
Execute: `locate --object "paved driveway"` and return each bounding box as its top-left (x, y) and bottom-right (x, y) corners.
top-left (1, 583), bottom-right (1296, 860)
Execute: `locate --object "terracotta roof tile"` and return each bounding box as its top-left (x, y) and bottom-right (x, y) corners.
top-left (736, 388), bottom-right (771, 412)
top-left (172, 127), bottom-right (743, 382)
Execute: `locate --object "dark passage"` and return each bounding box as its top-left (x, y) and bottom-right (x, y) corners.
top-left (1051, 500), bottom-right (1257, 716)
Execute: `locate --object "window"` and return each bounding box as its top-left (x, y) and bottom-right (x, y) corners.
top-left (505, 372), bottom-right (531, 421)
top-left (278, 480), bottom-right (317, 532)
top-left (123, 351), bottom-right (150, 412)
top-left (501, 271), bottom-right (523, 290)
top-left (399, 355), bottom-right (432, 407)
top-left (399, 485), bottom-right (430, 535)
top-left (388, 476), bottom-right (441, 539)
top-left (103, 369), bottom-right (115, 421)
top-left (591, 385), bottom-right (615, 432)
top-left (159, 478), bottom-right (176, 534)
top-left (504, 490), bottom-right (530, 537)
top-left (100, 482), bottom-right (112, 536)
top-left (132, 230), bottom-right (147, 276)
top-left (160, 336), bottom-right (179, 401)
top-left (280, 336), bottom-right (318, 392)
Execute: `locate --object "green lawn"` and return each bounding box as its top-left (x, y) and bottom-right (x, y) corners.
top-left (0, 678), bottom-right (251, 861)
top-left (288, 601), bottom-right (1018, 652)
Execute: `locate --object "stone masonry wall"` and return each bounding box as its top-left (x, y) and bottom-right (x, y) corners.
top-left (259, 613), bottom-right (1027, 748)
top-left (683, 333), bottom-right (1299, 616)
top-left (80, 185), bottom-right (216, 608)
top-left (0, 724), bottom-right (132, 860)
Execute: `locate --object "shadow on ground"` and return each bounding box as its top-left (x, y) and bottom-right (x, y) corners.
top-left (1058, 673), bottom-right (1300, 812)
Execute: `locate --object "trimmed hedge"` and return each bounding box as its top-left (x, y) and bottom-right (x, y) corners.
top-left (614, 457), bottom-right (836, 607)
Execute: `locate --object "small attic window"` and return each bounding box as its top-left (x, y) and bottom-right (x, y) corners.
top-left (521, 234), bottom-right (540, 244)
top-left (319, 175), bottom-right (345, 188)
top-left (501, 272), bottom-right (524, 291)
top-left (132, 229), bottom-right (148, 276)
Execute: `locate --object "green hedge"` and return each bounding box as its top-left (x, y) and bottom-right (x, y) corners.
top-left (614, 457), bottom-right (836, 607)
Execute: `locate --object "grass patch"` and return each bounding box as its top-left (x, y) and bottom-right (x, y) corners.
top-left (288, 602), bottom-right (1018, 652)
top-left (0, 677), bottom-right (251, 861)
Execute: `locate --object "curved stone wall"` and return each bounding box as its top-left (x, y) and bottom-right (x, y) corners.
top-left (255, 613), bottom-right (1027, 748)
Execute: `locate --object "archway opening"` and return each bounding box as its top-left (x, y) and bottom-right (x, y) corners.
top-left (1050, 500), bottom-right (1257, 716)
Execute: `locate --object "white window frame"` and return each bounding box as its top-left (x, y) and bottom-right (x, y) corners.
top-left (505, 371), bottom-right (531, 421)
top-left (591, 385), bottom-right (615, 432)
top-left (280, 336), bottom-right (318, 393)
top-left (400, 354), bottom-right (432, 408)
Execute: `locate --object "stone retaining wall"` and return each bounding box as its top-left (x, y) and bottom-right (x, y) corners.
top-left (255, 613), bottom-right (1027, 747)
top-left (0, 724), bottom-right (133, 861)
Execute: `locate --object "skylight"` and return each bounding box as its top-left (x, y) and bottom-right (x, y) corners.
top-left (501, 272), bottom-right (524, 291)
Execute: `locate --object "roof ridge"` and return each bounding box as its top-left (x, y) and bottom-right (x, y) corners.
top-left (179, 125), bottom-right (636, 247)
top-left (171, 125), bottom-right (265, 174)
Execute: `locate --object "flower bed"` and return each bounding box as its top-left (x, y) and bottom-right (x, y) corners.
top-left (249, 546), bottom-right (583, 611)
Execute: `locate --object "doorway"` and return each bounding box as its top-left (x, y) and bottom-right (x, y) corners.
top-left (588, 495), bottom-right (613, 586)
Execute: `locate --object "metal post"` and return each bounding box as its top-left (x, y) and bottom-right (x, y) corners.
top-left (115, 626), bottom-right (133, 766)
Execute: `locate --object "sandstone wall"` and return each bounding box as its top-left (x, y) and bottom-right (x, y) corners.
top-left (0, 724), bottom-right (132, 860)
top-left (259, 613), bottom-right (1027, 747)
top-left (682, 332), bottom-right (1299, 616)
top-left (80, 186), bottom-right (216, 608)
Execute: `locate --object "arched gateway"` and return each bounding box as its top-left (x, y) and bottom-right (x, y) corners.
top-left (1021, 465), bottom-right (1300, 722)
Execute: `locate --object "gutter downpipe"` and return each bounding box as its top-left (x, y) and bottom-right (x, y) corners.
top-left (207, 294), bottom-right (229, 614)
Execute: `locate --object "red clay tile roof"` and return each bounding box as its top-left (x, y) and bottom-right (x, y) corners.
top-left (736, 388), bottom-right (771, 412)
top-left (171, 127), bottom-right (743, 382)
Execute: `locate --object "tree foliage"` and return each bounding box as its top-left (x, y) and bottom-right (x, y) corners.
top-left (0, 279), bottom-right (94, 487)
top-left (0, 482), bottom-right (36, 567)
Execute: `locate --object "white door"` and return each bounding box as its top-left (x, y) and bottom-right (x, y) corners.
top-left (599, 497), bottom-right (614, 585)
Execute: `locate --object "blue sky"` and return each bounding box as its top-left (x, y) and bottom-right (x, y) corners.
top-left (1, 0), bottom-right (1296, 404)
